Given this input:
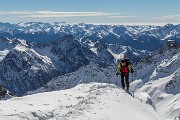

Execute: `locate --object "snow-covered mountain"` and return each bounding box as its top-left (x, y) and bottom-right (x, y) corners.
top-left (0, 22), bottom-right (180, 51)
top-left (131, 41), bottom-right (180, 120)
top-left (29, 40), bottom-right (180, 120)
top-left (0, 83), bottom-right (160, 120)
top-left (28, 63), bottom-right (117, 94)
top-left (0, 22), bottom-right (179, 120)
top-left (0, 35), bottom-right (148, 96)
top-left (0, 38), bottom-right (61, 96)
top-left (0, 36), bottom-right (90, 96)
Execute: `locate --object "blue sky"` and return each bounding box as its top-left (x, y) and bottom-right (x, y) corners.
top-left (0, 0), bottom-right (180, 25)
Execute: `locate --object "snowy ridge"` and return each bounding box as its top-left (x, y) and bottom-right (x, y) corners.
top-left (29, 64), bottom-right (118, 94)
top-left (83, 40), bottom-right (150, 64)
top-left (0, 83), bottom-right (160, 120)
top-left (131, 43), bottom-right (180, 120)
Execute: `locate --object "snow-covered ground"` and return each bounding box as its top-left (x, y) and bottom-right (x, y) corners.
top-left (0, 83), bottom-right (160, 120)
top-left (130, 44), bottom-right (180, 120)
top-left (134, 75), bottom-right (180, 120)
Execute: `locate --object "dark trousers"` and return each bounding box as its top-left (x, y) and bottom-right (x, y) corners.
top-left (121, 74), bottom-right (129, 88)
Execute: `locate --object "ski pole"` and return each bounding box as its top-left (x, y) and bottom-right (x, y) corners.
top-left (116, 74), bottom-right (118, 85)
top-left (131, 73), bottom-right (135, 97)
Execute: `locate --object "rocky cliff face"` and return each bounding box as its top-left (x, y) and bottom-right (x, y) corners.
top-left (0, 47), bottom-right (60, 96)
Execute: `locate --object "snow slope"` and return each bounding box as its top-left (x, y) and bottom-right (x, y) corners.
top-left (28, 64), bottom-right (119, 94)
top-left (130, 43), bottom-right (180, 120)
top-left (0, 83), bottom-right (160, 120)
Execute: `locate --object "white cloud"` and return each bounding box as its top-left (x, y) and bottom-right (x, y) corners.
top-left (0, 11), bottom-right (120, 18)
top-left (22, 12), bottom-right (117, 18)
top-left (0, 11), bottom-right (35, 15)
top-left (157, 14), bottom-right (180, 20)
top-left (108, 15), bottom-right (138, 18)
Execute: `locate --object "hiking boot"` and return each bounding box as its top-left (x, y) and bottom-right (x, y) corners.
top-left (126, 87), bottom-right (129, 91)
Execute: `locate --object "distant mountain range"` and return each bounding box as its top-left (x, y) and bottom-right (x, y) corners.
top-left (0, 22), bottom-right (180, 51)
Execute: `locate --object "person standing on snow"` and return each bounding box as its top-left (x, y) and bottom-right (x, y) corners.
top-left (116, 59), bottom-right (133, 90)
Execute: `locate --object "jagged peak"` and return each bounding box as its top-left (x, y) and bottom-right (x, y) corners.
top-left (51, 34), bottom-right (77, 46)
top-left (159, 40), bottom-right (178, 53)
top-left (164, 23), bottom-right (175, 27)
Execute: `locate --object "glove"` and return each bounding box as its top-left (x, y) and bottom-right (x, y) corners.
top-left (131, 68), bottom-right (134, 73)
top-left (116, 73), bottom-right (118, 77)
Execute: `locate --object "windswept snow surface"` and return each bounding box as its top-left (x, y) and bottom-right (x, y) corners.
top-left (130, 45), bottom-right (180, 120)
top-left (0, 83), bottom-right (160, 120)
